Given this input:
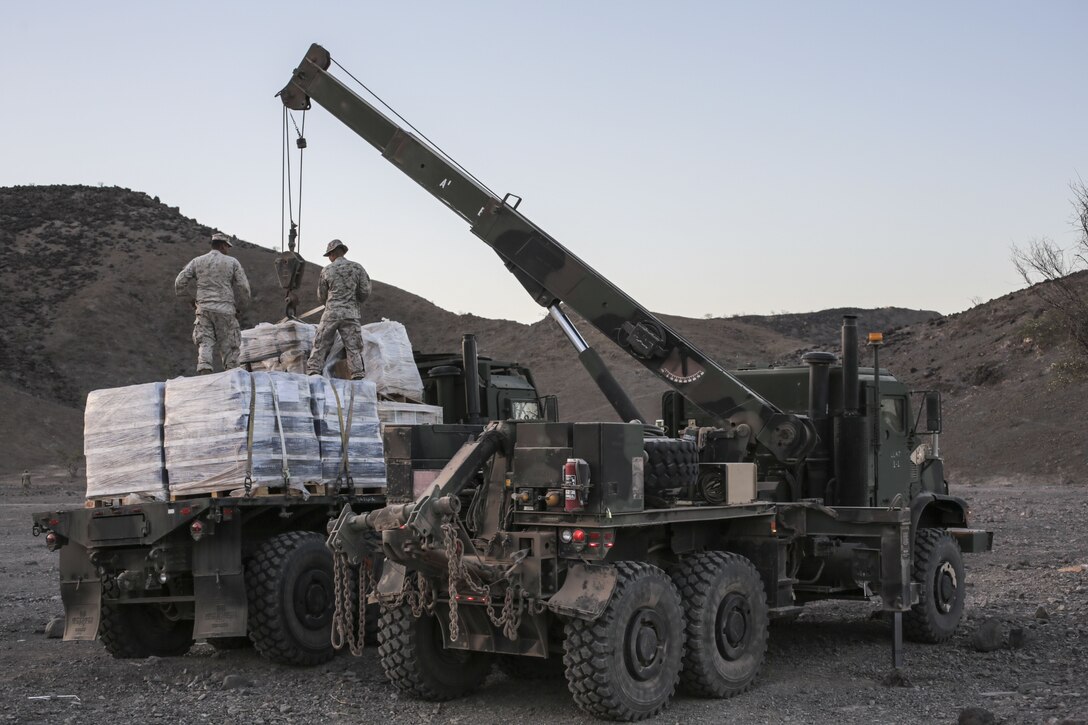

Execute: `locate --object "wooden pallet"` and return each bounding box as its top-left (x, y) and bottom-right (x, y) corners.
top-left (168, 482), bottom-right (329, 501)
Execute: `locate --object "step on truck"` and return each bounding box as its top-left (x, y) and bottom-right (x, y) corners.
top-left (31, 337), bottom-right (553, 664)
top-left (280, 43), bottom-right (994, 720)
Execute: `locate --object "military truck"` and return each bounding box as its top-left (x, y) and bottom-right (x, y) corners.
top-left (31, 336), bottom-right (552, 665)
top-left (279, 44), bottom-right (993, 721)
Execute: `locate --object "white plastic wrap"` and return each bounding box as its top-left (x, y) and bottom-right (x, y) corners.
top-left (164, 370), bottom-right (321, 496)
top-left (250, 347), bottom-right (310, 374)
top-left (239, 321), bottom-right (316, 364)
top-left (361, 320), bottom-right (424, 402)
top-left (377, 401), bottom-right (444, 427)
top-left (310, 378), bottom-right (386, 487)
top-left (84, 382), bottom-right (168, 500)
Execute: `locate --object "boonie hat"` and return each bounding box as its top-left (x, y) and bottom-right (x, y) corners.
top-left (323, 239), bottom-right (348, 257)
top-left (210, 232), bottom-right (233, 247)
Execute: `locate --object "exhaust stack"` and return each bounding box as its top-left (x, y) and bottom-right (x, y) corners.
top-left (833, 316), bottom-right (869, 506)
top-left (462, 334), bottom-right (482, 424)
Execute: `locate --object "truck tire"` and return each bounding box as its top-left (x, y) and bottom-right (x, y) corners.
top-left (563, 561), bottom-right (685, 721)
top-left (497, 653), bottom-right (565, 680)
top-left (246, 531), bottom-right (336, 666)
top-left (672, 551), bottom-right (768, 697)
top-left (904, 528), bottom-right (965, 643)
top-left (643, 438), bottom-right (698, 499)
top-left (100, 580), bottom-right (194, 659)
top-left (378, 603), bottom-right (494, 700)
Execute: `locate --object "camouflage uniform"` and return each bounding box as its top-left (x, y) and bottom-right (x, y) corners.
top-left (21, 470), bottom-right (31, 492)
top-left (306, 257), bottom-right (372, 378)
top-left (174, 249), bottom-right (251, 373)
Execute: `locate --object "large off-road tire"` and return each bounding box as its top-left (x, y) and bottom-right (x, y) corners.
top-left (643, 438), bottom-right (698, 500)
top-left (672, 551), bottom-right (768, 698)
top-left (100, 580), bottom-right (194, 659)
top-left (497, 653), bottom-right (566, 680)
top-left (377, 603), bottom-right (494, 701)
top-left (245, 531), bottom-right (336, 666)
top-left (904, 528), bottom-right (965, 643)
top-left (563, 562), bottom-right (685, 721)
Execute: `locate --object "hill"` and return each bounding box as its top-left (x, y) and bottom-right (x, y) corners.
top-left (1, 184), bottom-right (1084, 481)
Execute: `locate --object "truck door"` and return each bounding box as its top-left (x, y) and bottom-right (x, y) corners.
top-left (874, 394), bottom-right (912, 505)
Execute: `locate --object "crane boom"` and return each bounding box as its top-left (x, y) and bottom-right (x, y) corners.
top-left (279, 43), bottom-right (815, 463)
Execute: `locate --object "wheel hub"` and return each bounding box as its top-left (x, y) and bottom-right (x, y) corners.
top-left (624, 607), bottom-right (667, 681)
top-left (716, 592), bottom-right (751, 660)
top-left (935, 561), bottom-right (958, 614)
top-left (294, 570), bottom-right (333, 630)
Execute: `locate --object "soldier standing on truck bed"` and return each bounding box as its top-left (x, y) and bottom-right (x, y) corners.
top-left (305, 239), bottom-right (371, 379)
top-left (174, 232), bottom-right (252, 374)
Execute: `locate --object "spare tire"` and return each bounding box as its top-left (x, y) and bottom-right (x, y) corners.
top-left (644, 437), bottom-right (698, 501)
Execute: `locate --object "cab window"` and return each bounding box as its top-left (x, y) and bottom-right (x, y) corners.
top-left (880, 397), bottom-right (906, 434)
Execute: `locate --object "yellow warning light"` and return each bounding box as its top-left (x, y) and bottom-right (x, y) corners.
top-left (867, 332), bottom-right (884, 344)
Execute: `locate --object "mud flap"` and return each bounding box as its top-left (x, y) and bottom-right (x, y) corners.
top-left (192, 519), bottom-right (247, 639)
top-left (60, 543), bottom-right (100, 641)
top-left (376, 560), bottom-right (407, 600)
top-left (546, 563), bottom-right (617, 621)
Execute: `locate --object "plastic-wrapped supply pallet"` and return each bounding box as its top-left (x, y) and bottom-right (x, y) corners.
top-left (164, 370), bottom-right (321, 497)
top-left (239, 321), bottom-right (316, 365)
top-left (310, 378), bottom-right (386, 488)
top-left (361, 320), bottom-right (425, 402)
top-left (377, 402), bottom-right (444, 427)
top-left (250, 348), bottom-right (310, 374)
top-left (84, 382), bottom-right (168, 501)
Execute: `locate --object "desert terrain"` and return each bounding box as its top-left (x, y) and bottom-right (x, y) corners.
top-left (1, 184), bottom-right (1087, 723)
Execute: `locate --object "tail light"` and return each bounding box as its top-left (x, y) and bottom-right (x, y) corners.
top-left (45, 532), bottom-right (59, 551)
top-left (190, 520), bottom-right (205, 541)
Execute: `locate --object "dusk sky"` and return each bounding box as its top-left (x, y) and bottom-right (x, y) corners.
top-left (4, 2), bottom-right (1085, 323)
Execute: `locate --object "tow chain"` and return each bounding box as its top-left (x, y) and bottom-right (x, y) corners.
top-left (330, 550), bottom-right (373, 656)
top-left (442, 521), bottom-right (526, 642)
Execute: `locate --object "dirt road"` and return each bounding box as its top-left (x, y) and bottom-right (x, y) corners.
top-left (1, 472), bottom-right (1085, 724)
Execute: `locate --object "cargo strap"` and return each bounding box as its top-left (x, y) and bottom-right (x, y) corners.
top-left (267, 374), bottom-right (292, 491)
top-left (329, 381), bottom-right (356, 493)
top-left (244, 374), bottom-right (256, 496)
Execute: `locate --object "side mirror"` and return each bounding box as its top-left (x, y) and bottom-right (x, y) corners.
top-left (924, 392), bottom-right (942, 433)
top-left (540, 395), bottom-right (560, 422)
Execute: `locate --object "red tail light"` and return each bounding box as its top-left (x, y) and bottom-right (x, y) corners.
top-left (190, 520), bottom-right (205, 541)
top-left (45, 532), bottom-right (59, 551)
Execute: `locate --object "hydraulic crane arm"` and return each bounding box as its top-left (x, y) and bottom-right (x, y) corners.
top-left (279, 43), bottom-right (815, 463)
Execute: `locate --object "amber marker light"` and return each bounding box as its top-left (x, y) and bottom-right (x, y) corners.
top-left (867, 332), bottom-right (884, 344)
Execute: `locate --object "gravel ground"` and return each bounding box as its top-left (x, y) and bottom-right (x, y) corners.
top-left (1, 471), bottom-right (1085, 725)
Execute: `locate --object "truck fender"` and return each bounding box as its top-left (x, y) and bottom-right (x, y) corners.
top-left (910, 492), bottom-right (968, 540)
top-left (546, 563), bottom-right (617, 621)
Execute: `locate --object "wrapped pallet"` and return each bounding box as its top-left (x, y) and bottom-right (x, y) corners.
top-left (377, 401), bottom-right (444, 427)
top-left (164, 370), bottom-right (321, 496)
top-left (360, 320), bottom-right (425, 402)
top-left (84, 382), bottom-right (168, 501)
top-left (239, 321), bottom-right (316, 365)
top-left (310, 378), bottom-right (386, 488)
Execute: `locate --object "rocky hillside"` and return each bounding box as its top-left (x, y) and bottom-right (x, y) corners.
top-left (1, 185), bottom-right (1084, 482)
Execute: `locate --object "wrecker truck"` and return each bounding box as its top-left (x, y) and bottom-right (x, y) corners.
top-left (279, 44), bottom-right (993, 720)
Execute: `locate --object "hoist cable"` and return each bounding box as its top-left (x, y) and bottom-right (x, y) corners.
top-left (285, 110), bottom-right (295, 242)
top-left (329, 57), bottom-right (501, 202)
top-left (296, 111), bottom-right (305, 256)
top-left (281, 108), bottom-right (288, 252)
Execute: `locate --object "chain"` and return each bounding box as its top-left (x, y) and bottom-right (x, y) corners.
top-left (441, 521), bottom-right (527, 641)
top-left (330, 551), bottom-right (373, 656)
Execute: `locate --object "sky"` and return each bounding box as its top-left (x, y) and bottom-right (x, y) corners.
top-left (3, 1), bottom-right (1086, 324)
